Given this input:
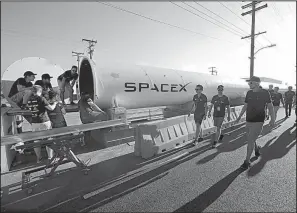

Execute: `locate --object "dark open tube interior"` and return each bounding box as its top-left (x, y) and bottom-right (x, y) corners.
top-left (79, 59), bottom-right (94, 100)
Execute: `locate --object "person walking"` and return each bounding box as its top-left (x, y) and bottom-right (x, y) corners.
top-left (188, 84), bottom-right (207, 146)
top-left (284, 86), bottom-right (296, 118)
top-left (270, 86), bottom-right (284, 121)
top-left (207, 85), bottom-right (231, 148)
top-left (235, 76), bottom-right (275, 169)
top-left (265, 84), bottom-right (274, 120)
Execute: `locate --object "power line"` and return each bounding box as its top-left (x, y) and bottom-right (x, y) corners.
top-left (171, 2), bottom-right (242, 37)
top-left (98, 2), bottom-right (238, 44)
top-left (218, 1), bottom-right (251, 26)
top-left (194, 1), bottom-right (249, 35)
top-left (1, 28), bottom-right (81, 46)
top-left (181, 2), bottom-right (245, 37)
top-left (217, 2), bottom-right (267, 47)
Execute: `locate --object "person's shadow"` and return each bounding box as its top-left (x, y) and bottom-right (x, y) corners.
top-left (196, 118), bottom-right (287, 165)
top-left (247, 126), bottom-right (296, 177)
top-left (174, 157), bottom-right (258, 213)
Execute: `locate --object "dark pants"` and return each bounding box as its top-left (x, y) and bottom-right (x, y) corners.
top-left (285, 102), bottom-right (293, 117)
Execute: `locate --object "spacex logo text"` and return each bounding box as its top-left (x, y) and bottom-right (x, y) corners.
top-left (124, 82), bottom-right (191, 92)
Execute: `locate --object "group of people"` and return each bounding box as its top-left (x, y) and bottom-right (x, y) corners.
top-left (188, 76), bottom-right (296, 169)
top-left (7, 66), bottom-right (109, 163)
top-left (266, 84), bottom-right (296, 120)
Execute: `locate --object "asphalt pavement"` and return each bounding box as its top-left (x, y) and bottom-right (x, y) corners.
top-left (1, 108), bottom-right (296, 212)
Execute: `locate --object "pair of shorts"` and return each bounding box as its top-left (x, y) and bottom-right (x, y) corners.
top-left (246, 122), bottom-right (264, 143)
top-left (213, 117), bottom-right (224, 127)
top-left (51, 120), bottom-right (67, 128)
top-left (194, 113), bottom-right (205, 125)
top-left (31, 121), bottom-right (52, 132)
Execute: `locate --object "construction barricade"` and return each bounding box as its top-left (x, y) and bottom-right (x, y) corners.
top-left (134, 105), bottom-right (247, 159)
top-left (134, 115), bottom-right (189, 159)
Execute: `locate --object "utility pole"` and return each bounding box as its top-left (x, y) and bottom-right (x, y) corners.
top-left (72, 51), bottom-right (84, 100)
top-left (82, 39), bottom-right (97, 59)
top-left (209, 67), bottom-right (217, 75)
top-left (241, 1), bottom-right (268, 78)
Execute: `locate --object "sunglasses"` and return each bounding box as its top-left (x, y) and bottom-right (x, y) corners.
top-left (195, 88), bottom-right (202, 91)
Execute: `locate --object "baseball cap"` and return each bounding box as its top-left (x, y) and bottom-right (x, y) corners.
top-left (24, 71), bottom-right (37, 77)
top-left (246, 76), bottom-right (261, 83)
top-left (217, 85), bottom-right (224, 89)
top-left (42, 73), bottom-right (53, 79)
top-left (195, 84), bottom-right (203, 90)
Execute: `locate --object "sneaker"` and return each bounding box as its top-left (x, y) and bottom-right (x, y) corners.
top-left (192, 139), bottom-right (198, 146)
top-left (70, 102), bottom-right (76, 105)
top-left (255, 145), bottom-right (261, 157)
top-left (212, 141), bottom-right (217, 148)
top-left (198, 137), bottom-right (204, 142)
top-left (37, 157), bottom-right (44, 164)
top-left (240, 160), bottom-right (251, 169)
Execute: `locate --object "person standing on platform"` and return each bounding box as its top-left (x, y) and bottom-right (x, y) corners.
top-left (235, 76), bottom-right (275, 169)
top-left (47, 90), bottom-right (67, 128)
top-left (8, 71), bottom-right (37, 133)
top-left (57, 66), bottom-right (78, 105)
top-left (284, 86), bottom-right (296, 118)
top-left (207, 85), bottom-right (231, 148)
top-left (26, 85), bottom-right (58, 163)
top-left (188, 84), bottom-right (208, 146)
top-left (271, 86), bottom-right (284, 121)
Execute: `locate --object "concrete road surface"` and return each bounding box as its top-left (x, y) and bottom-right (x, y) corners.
top-left (1, 108), bottom-right (296, 212)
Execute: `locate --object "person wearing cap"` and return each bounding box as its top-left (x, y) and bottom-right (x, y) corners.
top-left (57, 65), bottom-right (78, 105)
top-left (271, 86), bottom-right (284, 121)
top-left (207, 85), bottom-right (231, 148)
top-left (235, 76), bottom-right (275, 169)
top-left (188, 84), bottom-right (208, 145)
top-left (8, 71), bottom-right (37, 98)
top-left (284, 86), bottom-right (296, 118)
top-left (8, 71), bottom-right (37, 133)
top-left (34, 73), bottom-right (53, 92)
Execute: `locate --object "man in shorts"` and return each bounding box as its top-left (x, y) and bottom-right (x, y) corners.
top-left (57, 66), bottom-right (78, 105)
top-left (188, 84), bottom-right (207, 145)
top-left (284, 86), bottom-right (296, 118)
top-left (25, 85), bottom-right (58, 163)
top-left (8, 71), bottom-right (37, 133)
top-left (235, 76), bottom-right (275, 169)
top-left (270, 86), bottom-right (284, 121)
top-left (208, 85), bottom-right (231, 148)
top-left (265, 84), bottom-right (274, 120)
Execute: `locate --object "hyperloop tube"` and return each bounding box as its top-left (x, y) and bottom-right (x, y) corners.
top-left (78, 57), bottom-right (286, 110)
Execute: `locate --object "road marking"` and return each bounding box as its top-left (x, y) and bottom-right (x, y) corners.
top-left (83, 152), bottom-right (188, 200)
top-left (158, 152), bottom-right (189, 165)
top-left (2, 186), bottom-right (62, 208)
top-left (80, 172), bottom-right (168, 212)
top-left (41, 196), bottom-right (80, 212)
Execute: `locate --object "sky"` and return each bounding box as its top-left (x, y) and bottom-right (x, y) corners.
top-left (1, 1), bottom-right (296, 86)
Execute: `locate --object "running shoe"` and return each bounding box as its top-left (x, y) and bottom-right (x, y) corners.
top-left (212, 141), bottom-right (217, 148)
top-left (219, 134), bottom-right (224, 142)
top-left (240, 160), bottom-right (251, 169)
top-left (198, 137), bottom-right (204, 142)
top-left (255, 145), bottom-right (261, 157)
